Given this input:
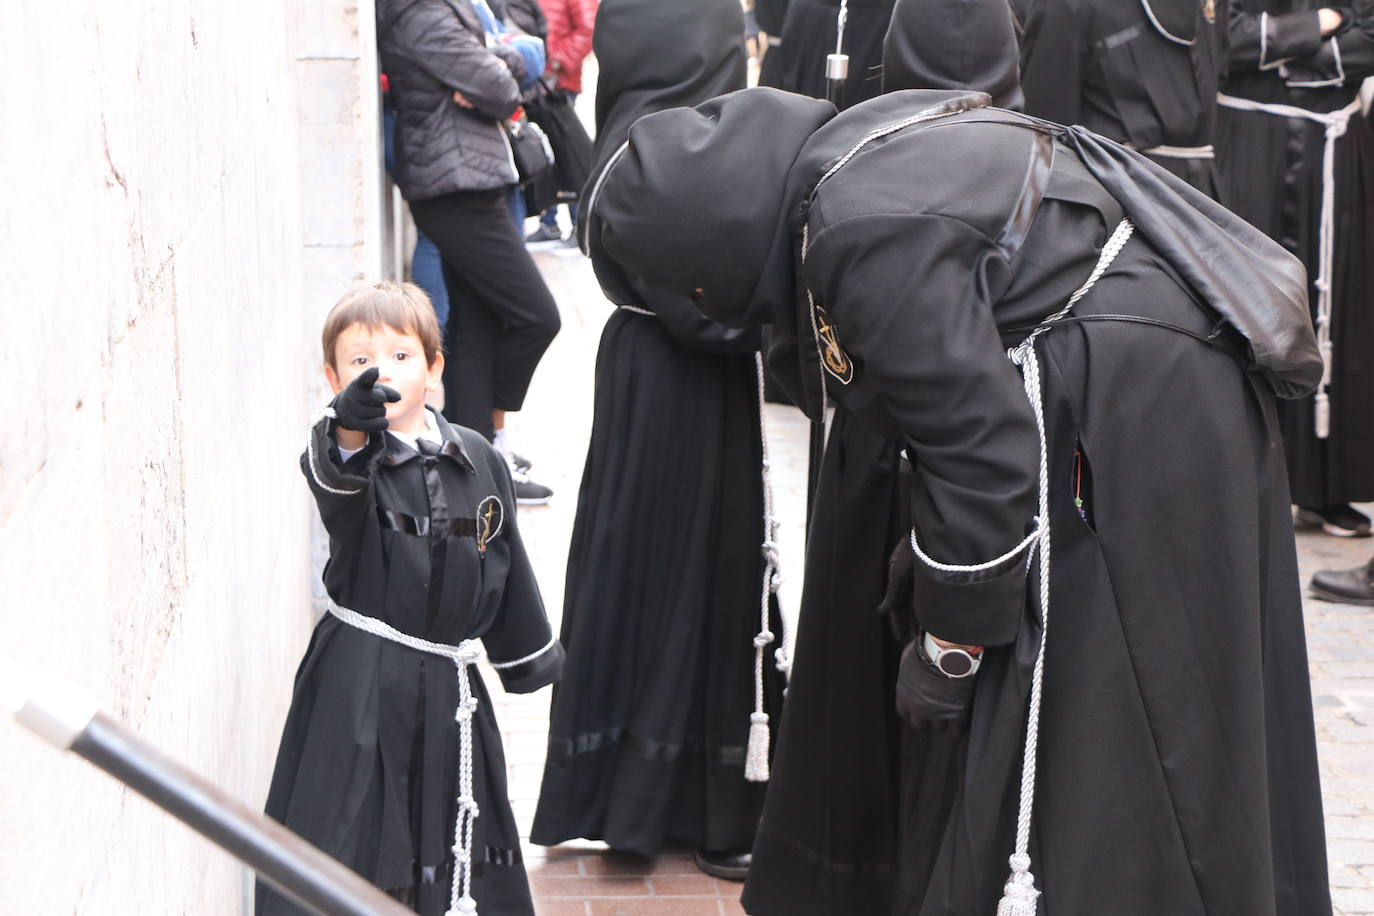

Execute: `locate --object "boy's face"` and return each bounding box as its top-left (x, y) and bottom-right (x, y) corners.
top-left (326, 322), bottom-right (444, 436)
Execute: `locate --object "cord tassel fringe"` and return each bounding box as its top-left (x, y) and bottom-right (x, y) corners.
top-left (745, 711), bottom-right (771, 782)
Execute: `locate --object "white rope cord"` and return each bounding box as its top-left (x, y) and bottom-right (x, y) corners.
top-left (306, 407), bottom-right (366, 496)
top-left (326, 602), bottom-right (483, 916)
top-left (1218, 94), bottom-right (1360, 438)
top-left (615, 304), bottom-right (655, 316)
top-left (992, 218), bottom-right (1132, 916)
top-left (488, 636), bottom-right (557, 670)
top-left (746, 352), bottom-right (787, 782)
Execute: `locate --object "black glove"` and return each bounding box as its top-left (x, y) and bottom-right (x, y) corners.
top-left (332, 367), bottom-right (401, 434)
top-left (877, 535), bottom-right (920, 645)
top-left (894, 640), bottom-right (977, 732)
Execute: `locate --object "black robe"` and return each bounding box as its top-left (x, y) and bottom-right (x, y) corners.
top-left (764, 0), bottom-right (897, 108)
top-left (583, 87), bottom-right (1330, 915)
top-left (260, 409), bottom-right (563, 916)
top-left (530, 0), bottom-right (784, 856)
top-left (1217, 1), bottom-right (1374, 506)
top-left (1012, 0), bottom-right (1229, 194)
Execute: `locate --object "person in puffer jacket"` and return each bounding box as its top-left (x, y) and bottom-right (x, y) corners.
top-left (378, 0), bottom-right (561, 505)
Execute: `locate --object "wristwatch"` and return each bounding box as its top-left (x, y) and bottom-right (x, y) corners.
top-left (920, 631), bottom-right (983, 679)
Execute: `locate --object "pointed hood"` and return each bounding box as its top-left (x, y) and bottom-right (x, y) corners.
top-left (585, 88), bottom-right (839, 327)
top-left (882, 0), bottom-right (1024, 110)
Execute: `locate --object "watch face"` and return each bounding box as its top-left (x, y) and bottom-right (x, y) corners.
top-left (938, 650), bottom-right (976, 678)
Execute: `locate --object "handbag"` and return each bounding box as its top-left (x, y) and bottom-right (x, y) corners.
top-left (522, 83), bottom-right (594, 201)
top-left (506, 117), bottom-right (554, 185)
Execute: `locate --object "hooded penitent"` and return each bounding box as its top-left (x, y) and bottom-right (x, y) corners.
top-left (530, 0), bottom-right (791, 860)
top-left (587, 88), bottom-right (1320, 411)
top-left (584, 86), bottom-right (1330, 915)
top-left (882, 0), bottom-right (1024, 108)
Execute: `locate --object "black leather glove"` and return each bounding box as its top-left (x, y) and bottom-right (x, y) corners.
top-left (877, 535), bottom-right (920, 645)
top-left (894, 640), bottom-right (977, 732)
top-left (332, 367), bottom-right (401, 434)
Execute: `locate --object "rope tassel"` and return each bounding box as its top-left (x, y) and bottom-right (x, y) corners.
top-left (996, 854), bottom-right (1040, 916)
top-left (745, 711), bottom-right (772, 782)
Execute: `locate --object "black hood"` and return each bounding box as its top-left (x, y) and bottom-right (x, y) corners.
top-left (588, 0), bottom-right (746, 160)
top-left (577, 0), bottom-right (748, 305)
top-left (882, 0), bottom-right (1024, 110)
top-left (587, 88), bottom-right (839, 327)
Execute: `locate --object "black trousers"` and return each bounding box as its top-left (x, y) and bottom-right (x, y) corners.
top-left (409, 187), bottom-right (561, 439)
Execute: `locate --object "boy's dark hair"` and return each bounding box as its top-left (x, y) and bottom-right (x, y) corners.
top-left (322, 281), bottom-right (443, 369)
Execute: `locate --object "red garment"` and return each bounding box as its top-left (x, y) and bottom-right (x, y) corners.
top-left (542, 0), bottom-right (596, 93)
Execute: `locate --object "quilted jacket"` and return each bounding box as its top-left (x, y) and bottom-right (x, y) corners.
top-left (378, 0), bottom-right (530, 199)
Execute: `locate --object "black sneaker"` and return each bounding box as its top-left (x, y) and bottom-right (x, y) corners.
top-left (1295, 504), bottom-right (1373, 538)
top-left (550, 235), bottom-right (584, 258)
top-left (1311, 559), bottom-right (1374, 605)
top-left (509, 451), bottom-right (533, 474)
top-left (524, 225), bottom-right (564, 250)
top-left (692, 848), bottom-right (750, 882)
top-left (512, 469), bottom-right (552, 506)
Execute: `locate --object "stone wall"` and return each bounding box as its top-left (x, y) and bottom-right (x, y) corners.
top-left (0, 0), bottom-right (382, 910)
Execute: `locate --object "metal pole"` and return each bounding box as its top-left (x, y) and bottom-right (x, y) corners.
top-left (10, 676), bottom-right (411, 916)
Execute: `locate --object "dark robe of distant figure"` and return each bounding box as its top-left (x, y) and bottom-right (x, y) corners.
top-left (583, 82), bottom-right (1332, 915)
top-left (529, 0), bottom-right (785, 859)
top-left (1011, 0), bottom-right (1229, 195)
top-left (756, 0), bottom-right (792, 88)
top-left (763, 0), bottom-right (897, 107)
top-left (1216, 1), bottom-right (1374, 516)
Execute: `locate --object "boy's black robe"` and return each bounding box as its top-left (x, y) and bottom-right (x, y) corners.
top-left (1012, 0), bottom-right (1228, 194)
top-left (1217, 0), bottom-right (1374, 506)
top-left (259, 409), bottom-right (563, 916)
top-left (584, 88), bottom-right (1331, 915)
top-left (530, 0), bottom-right (784, 856)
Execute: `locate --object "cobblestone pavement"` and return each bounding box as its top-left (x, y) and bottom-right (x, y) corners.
top-left (489, 244), bottom-right (1374, 914)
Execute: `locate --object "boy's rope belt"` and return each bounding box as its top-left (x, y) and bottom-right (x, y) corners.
top-left (1217, 92), bottom-right (1362, 438)
top-left (907, 219), bottom-right (1134, 916)
top-left (326, 601), bottom-right (483, 916)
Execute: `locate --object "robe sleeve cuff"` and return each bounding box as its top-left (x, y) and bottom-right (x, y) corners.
top-left (489, 637), bottom-right (565, 693)
top-left (912, 547), bottom-right (1030, 647)
top-left (302, 413), bottom-right (384, 496)
top-left (1262, 10), bottom-right (1324, 67)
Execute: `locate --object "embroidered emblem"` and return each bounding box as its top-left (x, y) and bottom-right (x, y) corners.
top-left (813, 303), bottom-right (854, 385)
top-left (1202, 0), bottom-right (1215, 24)
top-left (476, 495), bottom-right (504, 555)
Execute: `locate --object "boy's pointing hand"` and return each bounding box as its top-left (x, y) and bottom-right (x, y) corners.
top-left (334, 366), bottom-right (403, 433)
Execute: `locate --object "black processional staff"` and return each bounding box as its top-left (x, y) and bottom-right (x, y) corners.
top-left (825, 0), bottom-right (850, 110)
top-left (6, 662), bottom-right (411, 916)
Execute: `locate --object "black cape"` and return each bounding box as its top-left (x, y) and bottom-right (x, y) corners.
top-left (1217, 0), bottom-right (1374, 505)
top-left (531, 0), bottom-right (784, 856)
top-left (260, 409), bottom-right (563, 915)
top-left (1012, 0), bottom-right (1229, 193)
top-left (586, 87), bottom-right (1330, 914)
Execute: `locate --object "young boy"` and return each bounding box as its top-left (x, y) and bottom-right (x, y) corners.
top-left (259, 281), bottom-right (563, 916)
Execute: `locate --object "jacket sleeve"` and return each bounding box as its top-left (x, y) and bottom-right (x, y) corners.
top-left (395, 0), bottom-right (524, 120)
top-left (481, 457), bottom-right (565, 693)
top-left (550, 0), bottom-right (597, 74)
top-left (804, 213), bottom-right (1039, 648)
top-left (299, 415), bottom-right (387, 545)
top-left (1227, 5), bottom-right (1323, 72)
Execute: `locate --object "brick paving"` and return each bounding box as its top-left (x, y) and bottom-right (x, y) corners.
top-left (493, 241), bottom-right (1374, 914)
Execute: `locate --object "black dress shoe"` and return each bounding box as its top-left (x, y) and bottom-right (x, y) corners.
top-left (1311, 559), bottom-right (1374, 605)
top-left (693, 848), bottom-right (751, 881)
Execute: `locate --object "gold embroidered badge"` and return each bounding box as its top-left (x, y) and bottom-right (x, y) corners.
top-left (814, 304), bottom-right (855, 385)
top-left (476, 495), bottom-right (504, 555)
